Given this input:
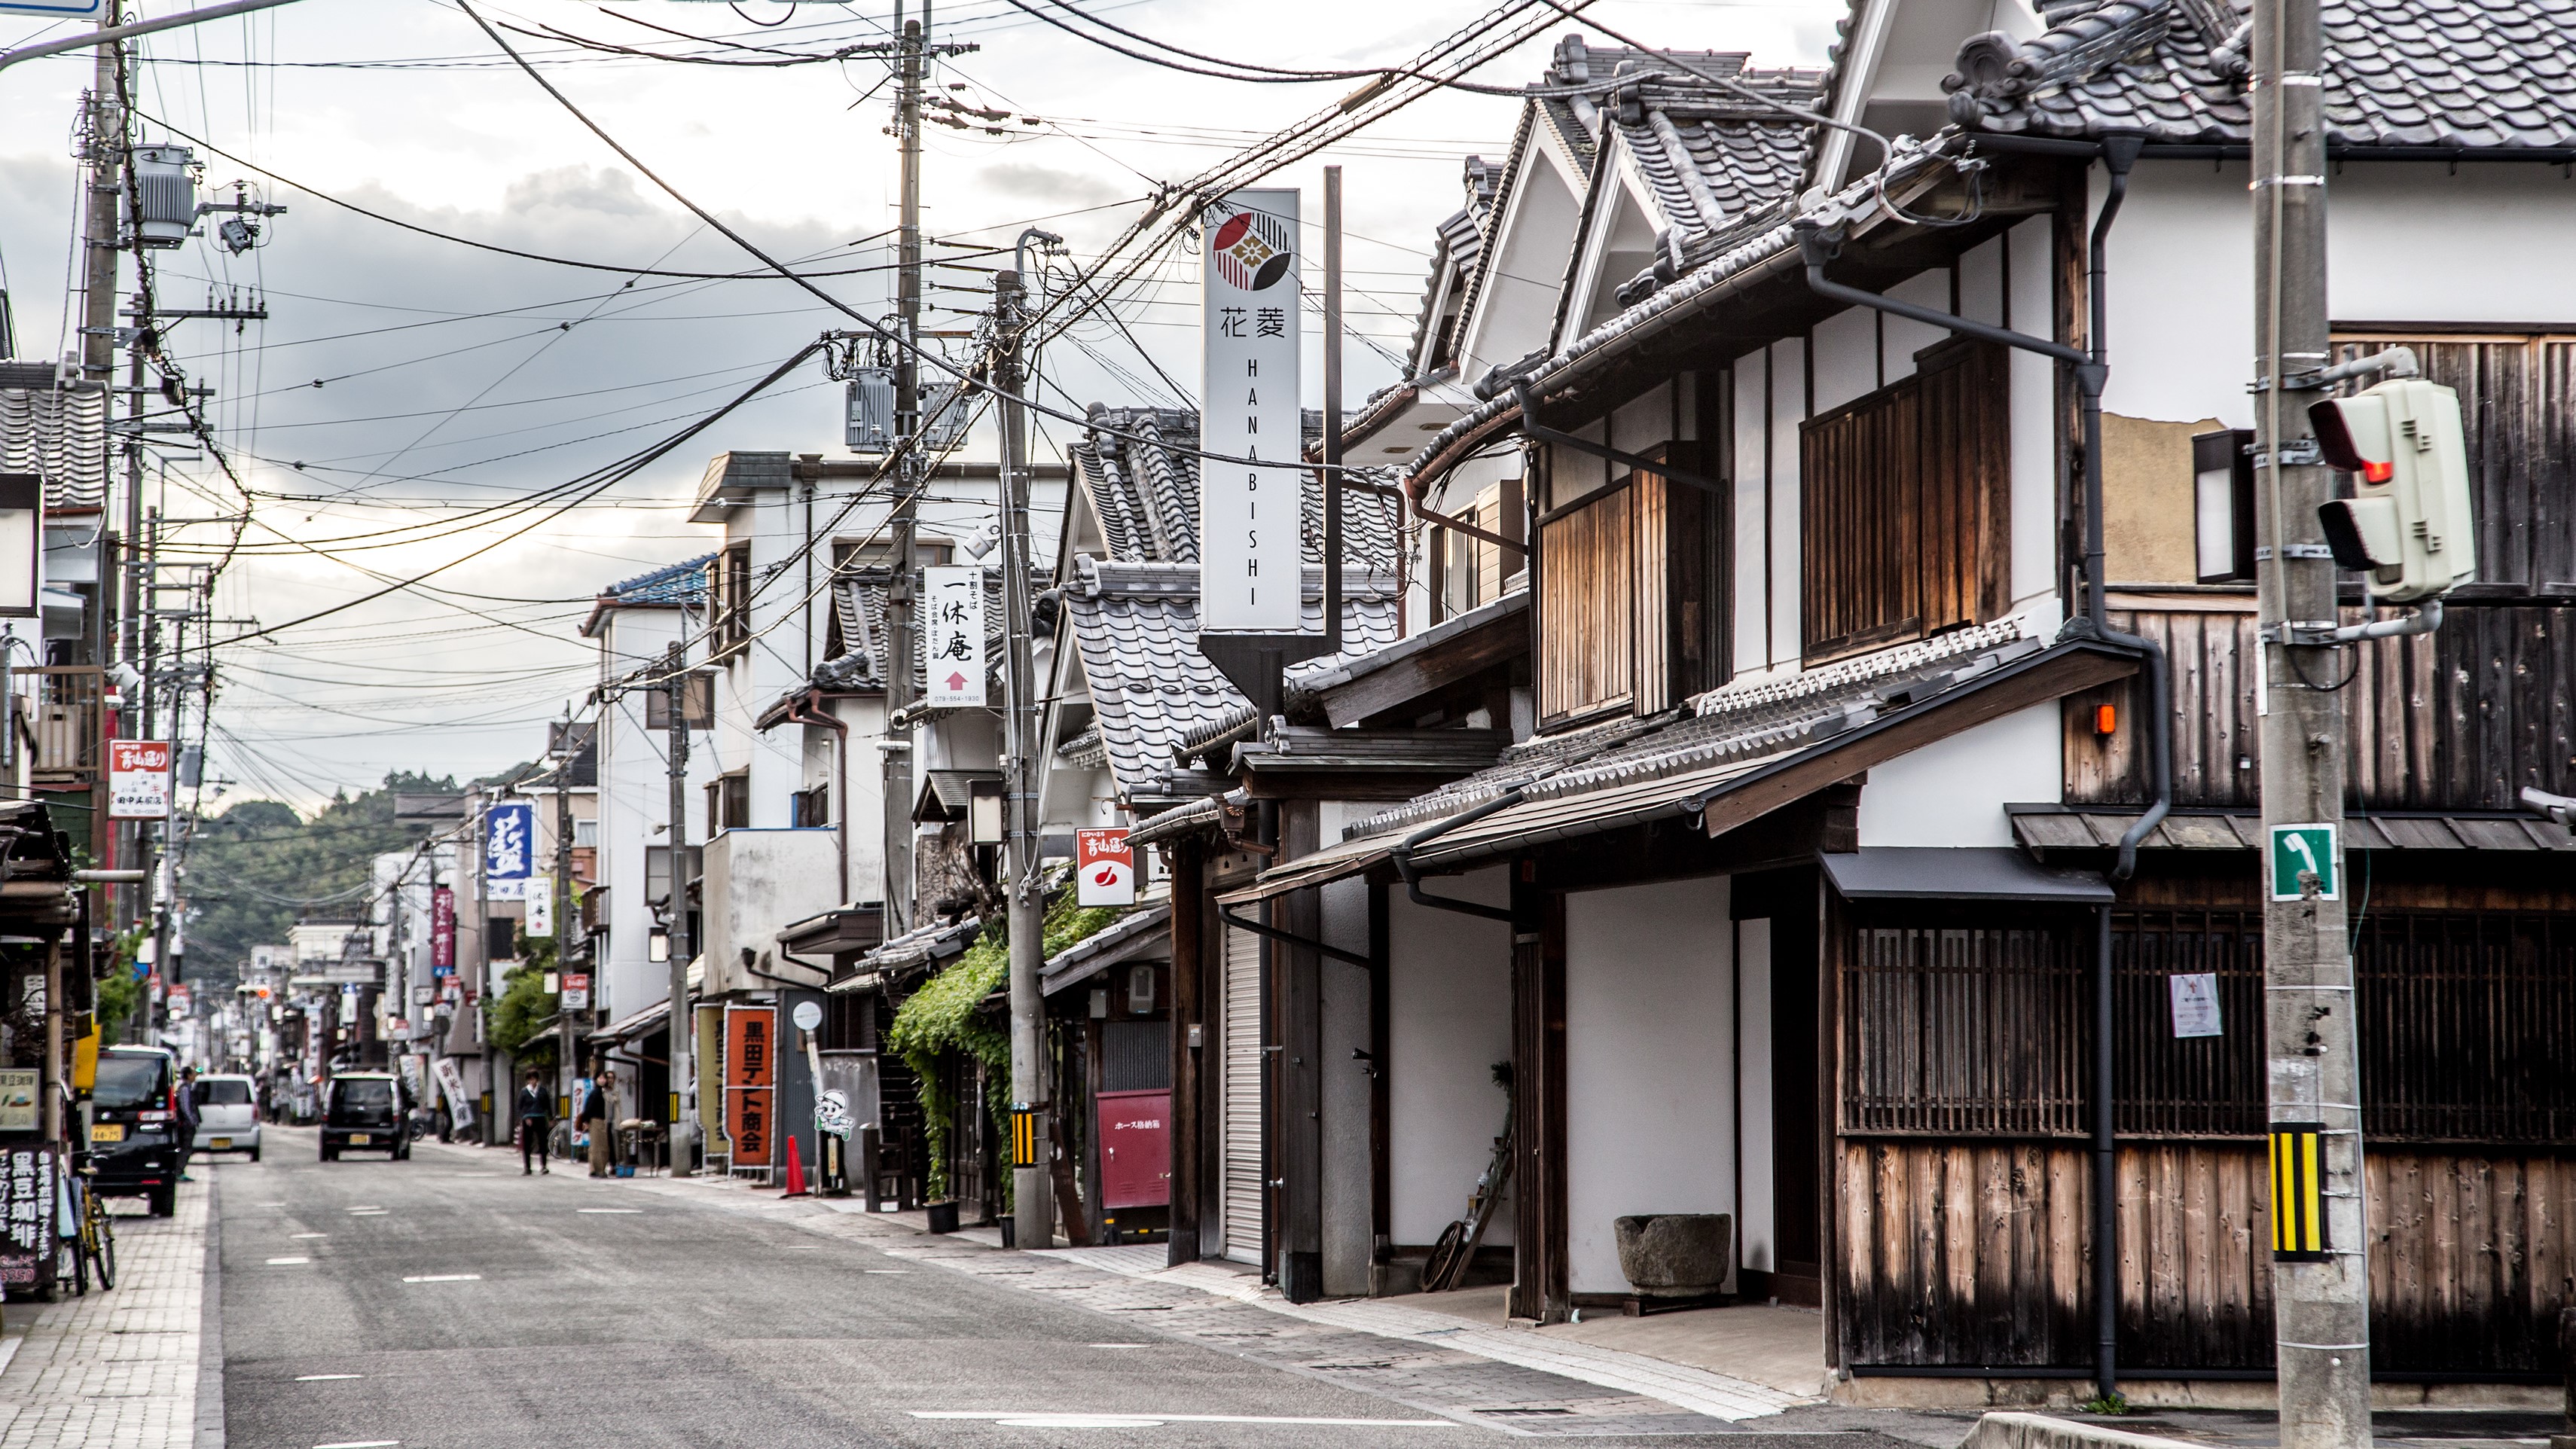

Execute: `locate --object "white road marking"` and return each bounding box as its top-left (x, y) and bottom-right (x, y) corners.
top-left (295, 1374), bottom-right (365, 1382)
top-left (264, 1257), bottom-right (310, 1266)
top-left (314, 1440), bottom-right (400, 1447)
top-left (1088, 1344), bottom-right (1155, 1349)
top-left (575, 1208), bottom-right (641, 1214)
top-left (291, 1233), bottom-right (328, 1239)
top-left (911, 1411), bottom-right (1457, 1428)
top-left (401, 1274), bottom-right (481, 1283)
top-left (864, 1269), bottom-right (911, 1274)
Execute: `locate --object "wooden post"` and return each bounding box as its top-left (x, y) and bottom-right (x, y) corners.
top-left (1508, 857), bottom-right (1568, 1323)
top-left (41, 938), bottom-right (63, 1147)
top-left (1278, 804), bottom-right (1322, 1301)
top-left (2553, 1307), bottom-right (2576, 1449)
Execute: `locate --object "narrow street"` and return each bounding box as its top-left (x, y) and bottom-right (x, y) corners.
top-left (217, 1129), bottom-right (1922, 1449)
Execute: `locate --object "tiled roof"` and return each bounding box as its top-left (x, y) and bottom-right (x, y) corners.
top-left (0, 366), bottom-right (108, 511)
top-left (1063, 557), bottom-right (1400, 809)
top-left (1072, 407), bottom-right (1406, 574)
top-left (1610, 68), bottom-right (1827, 276)
top-left (603, 554), bottom-right (712, 606)
top-left (1946, 0), bottom-right (2576, 148)
top-left (1342, 618), bottom-right (2044, 841)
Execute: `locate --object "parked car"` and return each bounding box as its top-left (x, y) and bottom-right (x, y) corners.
top-left (319, 1073), bottom-right (411, 1161)
top-left (88, 1046), bottom-right (185, 1216)
top-left (190, 1074), bottom-right (261, 1161)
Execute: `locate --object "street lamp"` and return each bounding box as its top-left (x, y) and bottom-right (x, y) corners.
top-left (648, 924), bottom-right (670, 965)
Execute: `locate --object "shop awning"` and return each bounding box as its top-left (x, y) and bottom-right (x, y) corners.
top-left (1040, 903), bottom-right (1172, 998)
top-left (1820, 848), bottom-right (2115, 904)
top-left (595, 999), bottom-right (670, 1043)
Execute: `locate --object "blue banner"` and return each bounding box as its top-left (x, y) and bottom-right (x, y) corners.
top-left (484, 802), bottom-right (535, 883)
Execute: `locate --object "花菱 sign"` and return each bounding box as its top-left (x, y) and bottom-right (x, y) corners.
top-left (1076, 828), bottom-right (1135, 907)
top-left (107, 740), bottom-right (172, 819)
top-left (1198, 190), bottom-right (1302, 632)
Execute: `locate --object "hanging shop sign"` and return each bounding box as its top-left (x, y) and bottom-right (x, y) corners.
top-left (723, 1005), bottom-right (777, 1170)
top-left (484, 803), bottom-right (535, 899)
top-left (524, 875), bottom-right (554, 940)
top-left (107, 740), bottom-right (172, 819)
top-left (923, 565), bottom-right (987, 708)
top-left (1198, 188), bottom-right (1303, 632)
top-left (429, 886), bottom-right (456, 975)
top-left (1075, 828), bottom-right (1135, 907)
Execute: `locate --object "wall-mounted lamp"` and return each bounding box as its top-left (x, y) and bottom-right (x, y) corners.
top-left (648, 924), bottom-right (671, 965)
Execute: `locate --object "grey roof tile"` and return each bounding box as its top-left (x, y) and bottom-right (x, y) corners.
top-left (1949, 0), bottom-right (2576, 148)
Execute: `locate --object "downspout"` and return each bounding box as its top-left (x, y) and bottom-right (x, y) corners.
top-left (786, 689), bottom-right (850, 903)
top-left (1796, 136), bottom-right (2160, 1405)
top-left (1388, 786), bottom-right (1533, 923)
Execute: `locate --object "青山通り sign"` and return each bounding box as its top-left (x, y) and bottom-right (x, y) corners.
top-left (484, 802), bottom-right (535, 898)
top-left (923, 564), bottom-right (987, 708)
top-left (107, 740), bottom-right (172, 819)
top-left (1198, 189), bottom-right (1302, 632)
top-left (1076, 828), bottom-right (1135, 907)
top-left (2268, 822), bottom-right (2337, 901)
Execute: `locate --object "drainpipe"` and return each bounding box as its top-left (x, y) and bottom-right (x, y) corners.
top-left (1387, 786), bottom-right (1532, 923)
top-left (1796, 136), bottom-right (2159, 1404)
top-left (784, 689), bottom-right (850, 903)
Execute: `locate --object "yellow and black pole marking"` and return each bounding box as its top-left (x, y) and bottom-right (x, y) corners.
top-left (2269, 1122), bottom-right (2330, 1261)
top-left (1009, 1107), bottom-right (1042, 1169)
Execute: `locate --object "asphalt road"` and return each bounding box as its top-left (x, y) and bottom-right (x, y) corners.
top-left (220, 1126), bottom-right (1810, 1449)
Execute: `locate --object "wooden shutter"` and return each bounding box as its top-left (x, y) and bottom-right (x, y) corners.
top-left (1537, 485), bottom-right (1635, 724)
top-left (1800, 339), bottom-right (2009, 662)
top-left (1218, 923), bottom-right (1265, 1265)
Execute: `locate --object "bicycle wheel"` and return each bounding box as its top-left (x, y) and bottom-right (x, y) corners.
top-left (93, 1217), bottom-right (115, 1292)
top-left (1421, 1220), bottom-right (1467, 1294)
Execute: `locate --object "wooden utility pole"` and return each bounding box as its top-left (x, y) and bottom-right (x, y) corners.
top-left (2252, 0), bottom-right (2371, 1435)
top-left (881, 14), bottom-right (925, 938)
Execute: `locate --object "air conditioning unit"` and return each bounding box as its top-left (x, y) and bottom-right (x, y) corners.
top-left (845, 368), bottom-right (896, 455)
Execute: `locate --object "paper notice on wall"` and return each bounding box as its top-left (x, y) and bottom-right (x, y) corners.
top-left (2169, 972), bottom-right (2223, 1039)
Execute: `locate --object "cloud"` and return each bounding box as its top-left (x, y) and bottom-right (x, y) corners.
top-left (500, 165), bottom-right (667, 221)
top-left (975, 162), bottom-right (1124, 209)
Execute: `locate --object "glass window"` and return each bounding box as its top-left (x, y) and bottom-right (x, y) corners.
top-left (194, 1078), bottom-right (252, 1106)
top-left (93, 1053), bottom-right (168, 1109)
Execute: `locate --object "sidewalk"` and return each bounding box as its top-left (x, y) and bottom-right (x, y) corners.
top-left (0, 1171), bottom-right (215, 1449)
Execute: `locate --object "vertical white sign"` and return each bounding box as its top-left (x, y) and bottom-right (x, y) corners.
top-left (1200, 189), bottom-right (1303, 631)
top-left (2169, 972), bottom-right (2223, 1039)
top-left (923, 564), bottom-right (987, 708)
top-left (524, 875), bottom-right (554, 939)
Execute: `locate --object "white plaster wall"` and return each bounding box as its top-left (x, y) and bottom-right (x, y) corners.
top-left (596, 605), bottom-right (714, 1023)
top-left (1855, 701), bottom-right (2061, 847)
top-left (1811, 307), bottom-right (1877, 416)
top-left (2009, 217), bottom-right (2062, 615)
top-left (1882, 271), bottom-right (1952, 381)
top-left (1735, 917), bottom-right (1776, 1274)
top-left (1732, 357), bottom-right (1771, 679)
top-left (2105, 162), bottom-right (2576, 432)
top-left (1387, 865), bottom-right (1513, 1248)
top-left (1767, 338), bottom-right (1805, 670)
top-left (1564, 877), bottom-right (1735, 1297)
top-left (1320, 871), bottom-right (1374, 1297)
top-left (1959, 233), bottom-right (2005, 329)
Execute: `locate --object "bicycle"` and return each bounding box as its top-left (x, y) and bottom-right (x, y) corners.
top-left (69, 1164), bottom-right (115, 1295)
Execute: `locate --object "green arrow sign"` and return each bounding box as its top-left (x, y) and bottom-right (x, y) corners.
top-left (2269, 823), bottom-right (2338, 901)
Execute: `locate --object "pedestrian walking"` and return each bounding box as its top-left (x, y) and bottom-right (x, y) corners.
top-left (583, 1069), bottom-right (615, 1177)
top-left (514, 1068), bottom-right (551, 1176)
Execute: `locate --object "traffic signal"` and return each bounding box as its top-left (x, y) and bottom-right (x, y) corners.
top-left (2311, 378), bottom-right (2475, 602)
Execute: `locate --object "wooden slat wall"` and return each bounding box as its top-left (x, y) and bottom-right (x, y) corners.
top-left (2065, 604), bottom-right (2574, 811)
top-left (1634, 473), bottom-right (1674, 715)
top-left (1537, 487), bottom-right (1634, 724)
top-left (1839, 1140), bottom-right (2576, 1374)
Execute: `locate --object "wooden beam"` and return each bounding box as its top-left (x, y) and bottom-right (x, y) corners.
top-left (1320, 612), bottom-right (1528, 728)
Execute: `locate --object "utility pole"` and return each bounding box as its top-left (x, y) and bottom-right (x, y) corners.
top-left (1322, 167), bottom-right (1344, 653)
top-left (2252, 0), bottom-right (2370, 1435)
top-left (664, 656), bottom-right (696, 1173)
top-left (554, 715), bottom-right (578, 1068)
top-left (76, 8), bottom-right (127, 941)
top-left (996, 238), bottom-right (1052, 1249)
top-left (881, 14), bottom-right (926, 939)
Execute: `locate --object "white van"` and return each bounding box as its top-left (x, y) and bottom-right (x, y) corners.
top-left (190, 1074), bottom-right (261, 1161)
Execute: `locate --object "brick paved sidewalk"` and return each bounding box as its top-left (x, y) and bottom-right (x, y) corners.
top-left (0, 1172), bottom-right (213, 1449)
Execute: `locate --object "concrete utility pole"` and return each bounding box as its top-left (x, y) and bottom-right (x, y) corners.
top-left (1321, 166), bottom-right (1344, 654)
top-left (881, 14), bottom-right (926, 938)
top-left (2251, 0), bottom-right (2371, 1436)
top-left (664, 657), bottom-right (696, 1173)
top-left (995, 243), bottom-right (1051, 1249)
top-left (554, 717), bottom-right (577, 1060)
top-left (77, 8), bottom-right (127, 938)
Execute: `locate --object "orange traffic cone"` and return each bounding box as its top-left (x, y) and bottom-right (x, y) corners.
top-left (782, 1133), bottom-right (808, 1197)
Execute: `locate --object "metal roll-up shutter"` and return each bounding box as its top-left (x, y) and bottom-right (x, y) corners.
top-left (1219, 923), bottom-right (1265, 1265)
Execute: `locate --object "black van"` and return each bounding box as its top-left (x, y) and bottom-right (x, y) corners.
top-left (90, 1046), bottom-right (184, 1216)
top-left (321, 1072), bottom-right (411, 1161)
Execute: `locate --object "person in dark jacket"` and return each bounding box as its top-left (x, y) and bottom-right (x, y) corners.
top-left (514, 1069), bottom-right (551, 1176)
top-left (582, 1069), bottom-right (615, 1177)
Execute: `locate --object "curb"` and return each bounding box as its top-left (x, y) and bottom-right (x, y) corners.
top-left (1964, 1411), bottom-right (2195, 1449)
top-left (195, 1169), bottom-right (224, 1449)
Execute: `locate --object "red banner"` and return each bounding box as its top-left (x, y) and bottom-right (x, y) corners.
top-left (723, 1005), bottom-right (776, 1168)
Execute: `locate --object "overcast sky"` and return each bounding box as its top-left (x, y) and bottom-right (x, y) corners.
top-left (0, 0), bottom-right (1842, 808)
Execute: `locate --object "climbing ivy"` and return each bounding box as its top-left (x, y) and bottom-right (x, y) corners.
top-left (887, 883), bottom-right (1129, 1200)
